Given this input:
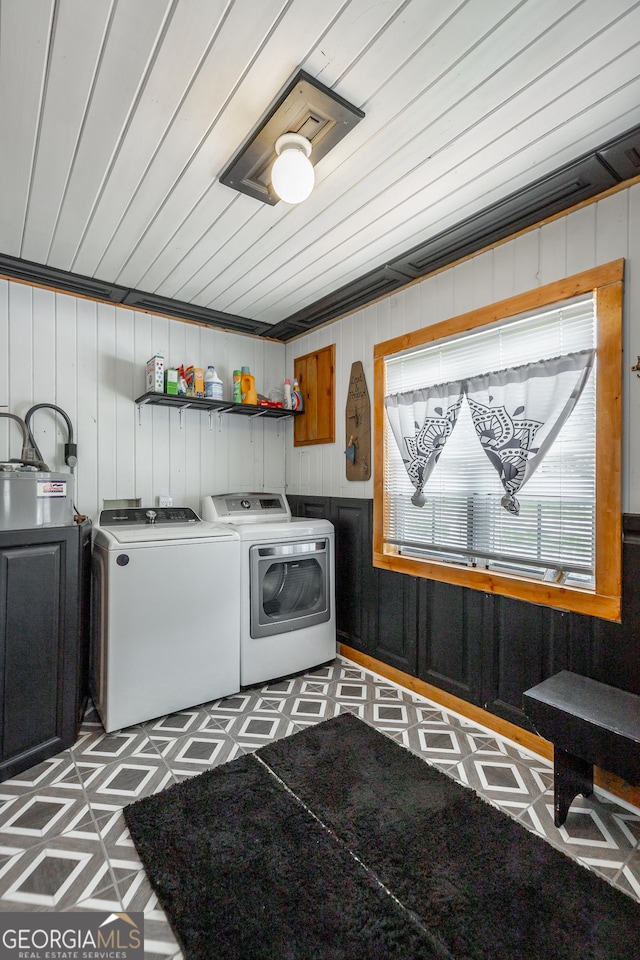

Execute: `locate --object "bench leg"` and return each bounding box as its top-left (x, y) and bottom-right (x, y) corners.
top-left (553, 747), bottom-right (594, 827)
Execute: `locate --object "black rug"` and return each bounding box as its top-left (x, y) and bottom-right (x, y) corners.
top-left (124, 713), bottom-right (640, 960)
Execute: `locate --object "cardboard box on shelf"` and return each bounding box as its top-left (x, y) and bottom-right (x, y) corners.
top-left (164, 368), bottom-right (179, 395)
top-left (146, 355), bottom-right (164, 393)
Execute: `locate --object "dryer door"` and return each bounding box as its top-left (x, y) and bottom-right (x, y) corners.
top-left (249, 538), bottom-right (330, 638)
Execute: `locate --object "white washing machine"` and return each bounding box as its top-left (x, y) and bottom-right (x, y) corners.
top-left (91, 507), bottom-right (240, 732)
top-left (201, 493), bottom-right (336, 686)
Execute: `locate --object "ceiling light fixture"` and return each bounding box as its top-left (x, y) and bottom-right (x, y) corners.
top-left (219, 70), bottom-right (364, 206)
top-left (271, 133), bottom-right (315, 204)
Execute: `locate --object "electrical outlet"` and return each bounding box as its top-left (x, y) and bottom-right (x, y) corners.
top-left (158, 495), bottom-right (173, 508)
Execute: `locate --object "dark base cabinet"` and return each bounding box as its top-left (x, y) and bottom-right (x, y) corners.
top-left (0, 520), bottom-right (91, 782)
top-left (289, 496), bottom-right (640, 732)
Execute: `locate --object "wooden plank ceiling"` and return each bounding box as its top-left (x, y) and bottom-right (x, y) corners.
top-left (1, 0), bottom-right (639, 340)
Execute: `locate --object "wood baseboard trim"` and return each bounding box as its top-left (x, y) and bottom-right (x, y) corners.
top-left (339, 644), bottom-right (640, 810)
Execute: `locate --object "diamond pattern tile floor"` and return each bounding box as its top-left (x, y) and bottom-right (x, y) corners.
top-left (1, 656), bottom-right (638, 957)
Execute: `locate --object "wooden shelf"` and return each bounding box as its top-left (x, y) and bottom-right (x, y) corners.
top-left (134, 391), bottom-right (300, 420)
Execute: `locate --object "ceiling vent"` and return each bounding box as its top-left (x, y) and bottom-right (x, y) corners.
top-left (393, 156), bottom-right (617, 278)
top-left (0, 254), bottom-right (129, 303)
top-left (266, 264), bottom-right (415, 337)
top-left (597, 127), bottom-right (640, 180)
top-left (121, 291), bottom-right (271, 336)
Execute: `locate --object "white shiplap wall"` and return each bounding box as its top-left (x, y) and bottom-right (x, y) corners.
top-left (0, 287), bottom-right (287, 521)
top-left (1, 181), bottom-right (639, 520)
top-left (286, 180), bottom-right (640, 514)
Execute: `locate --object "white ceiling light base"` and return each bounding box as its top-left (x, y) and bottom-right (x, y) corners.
top-left (271, 133), bottom-right (315, 204)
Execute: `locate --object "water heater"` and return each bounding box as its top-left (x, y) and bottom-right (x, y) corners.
top-left (0, 467), bottom-right (75, 530)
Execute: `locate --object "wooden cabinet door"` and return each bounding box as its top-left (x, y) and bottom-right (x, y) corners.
top-left (294, 344), bottom-right (335, 446)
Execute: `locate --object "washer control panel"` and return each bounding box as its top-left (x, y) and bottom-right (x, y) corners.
top-left (99, 507), bottom-right (199, 526)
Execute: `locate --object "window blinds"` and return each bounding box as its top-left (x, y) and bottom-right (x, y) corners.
top-left (383, 297), bottom-right (596, 585)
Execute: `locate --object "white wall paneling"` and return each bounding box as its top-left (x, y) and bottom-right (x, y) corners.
top-left (2, 180), bottom-right (639, 518)
top-left (626, 185), bottom-right (640, 509)
top-left (286, 180), bottom-right (640, 512)
top-left (76, 297), bottom-right (99, 512)
top-left (566, 204), bottom-right (597, 277)
top-left (0, 288), bottom-right (287, 520)
top-left (538, 217), bottom-right (567, 287)
top-left (0, 283), bottom-right (8, 420)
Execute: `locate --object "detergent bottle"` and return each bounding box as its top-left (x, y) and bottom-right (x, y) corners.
top-left (232, 370), bottom-right (242, 403)
top-left (204, 366), bottom-right (224, 400)
top-left (241, 366), bottom-right (258, 405)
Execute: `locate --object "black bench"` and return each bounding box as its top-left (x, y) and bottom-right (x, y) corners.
top-left (522, 671), bottom-right (640, 827)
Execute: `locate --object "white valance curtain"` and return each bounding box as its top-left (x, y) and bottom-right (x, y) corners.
top-left (384, 349), bottom-right (595, 514)
top-left (384, 382), bottom-right (464, 506)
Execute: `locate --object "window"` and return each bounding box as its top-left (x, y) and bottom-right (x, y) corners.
top-left (373, 261), bottom-right (623, 621)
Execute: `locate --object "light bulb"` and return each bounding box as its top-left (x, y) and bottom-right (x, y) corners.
top-left (271, 133), bottom-right (315, 204)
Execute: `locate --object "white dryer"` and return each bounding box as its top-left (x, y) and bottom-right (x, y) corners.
top-left (201, 493), bottom-right (336, 686)
top-left (91, 507), bottom-right (240, 732)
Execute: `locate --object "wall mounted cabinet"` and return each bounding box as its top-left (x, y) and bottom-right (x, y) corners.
top-left (293, 344), bottom-right (335, 446)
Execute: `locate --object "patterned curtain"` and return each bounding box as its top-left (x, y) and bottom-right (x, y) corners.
top-left (384, 382), bottom-right (464, 506)
top-left (464, 349), bottom-right (595, 514)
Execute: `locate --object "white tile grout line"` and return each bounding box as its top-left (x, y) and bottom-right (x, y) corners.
top-left (338, 656), bottom-right (640, 818)
top-left (593, 786), bottom-right (640, 817)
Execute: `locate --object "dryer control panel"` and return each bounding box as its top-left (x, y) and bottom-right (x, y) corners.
top-left (203, 492), bottom-right (291, 523)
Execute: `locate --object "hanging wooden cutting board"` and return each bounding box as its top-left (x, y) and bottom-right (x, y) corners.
top-left (345, 361), bottom-right (371, 481)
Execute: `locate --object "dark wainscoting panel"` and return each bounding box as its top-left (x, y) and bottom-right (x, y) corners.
top-left (416, 580), bottom-right (484, 706)
top-left (330, 498), bottom-right (373, 652)
top-left (291, 496), bottom-right (417, 676)
top-left (372, 569), bottom-right (418, 675)
top-left (591, 520), bottom-right (640, 692)
top-left (483, 599), bottom-right (570, 728)
top-left (288, 496), bottom-right (640, 731)
top-left (292, 495), bottom-right (371, 652)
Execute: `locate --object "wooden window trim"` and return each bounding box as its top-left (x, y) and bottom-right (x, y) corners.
top-left (373, 259), bottom-right (624, 622)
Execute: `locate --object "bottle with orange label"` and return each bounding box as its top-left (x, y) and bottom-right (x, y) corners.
top-left (240, 366), bottom-right (258, 405)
